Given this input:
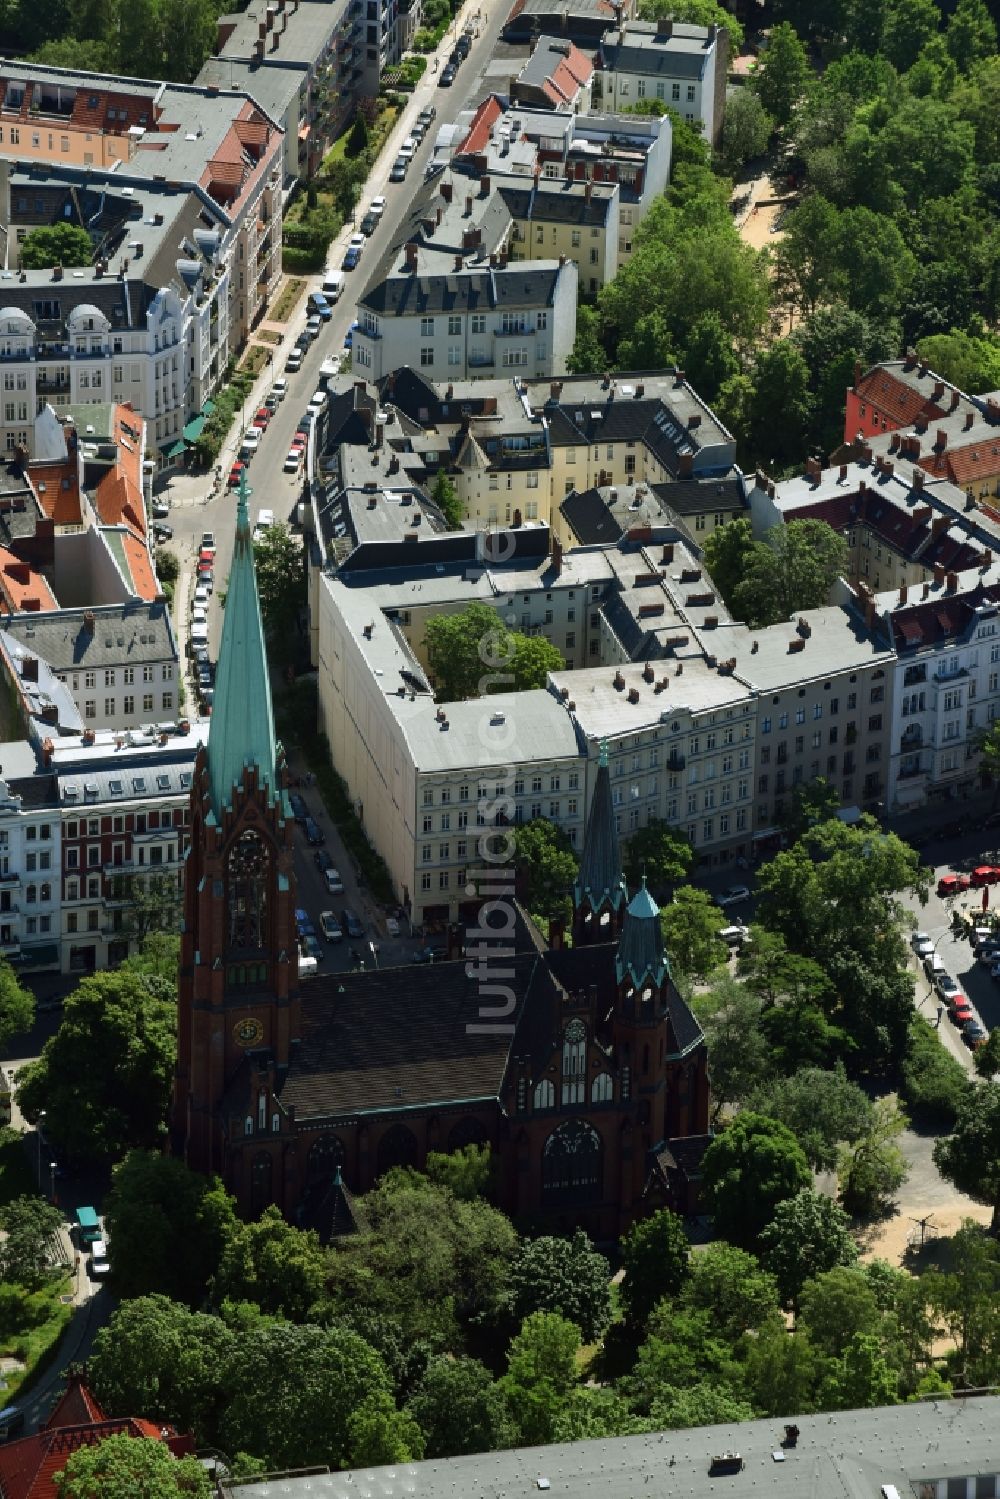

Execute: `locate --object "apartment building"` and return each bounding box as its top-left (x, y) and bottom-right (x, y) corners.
top-left (843, 353), bottom-right (980, 446)
top-left (0, 750), bottom-right (61, 973)
top-left (0, 65), bottom-right (283, 462)
top-left (199, 0), bottom-right (353, 183)
top-left (559, 479), bottom-right (748, 551)
top-left (502, 178), bottom-right (619, 295)
top-left (445, 99), bottom-right (671, 268)
top-left (868, 564), bottom-right (1000, 813)
top-left (503, 0), bottom-right (638, 47)
top-left (594, 18), bottom-right (729, 146)
top-left (509, 38), bottom-right (595, 113)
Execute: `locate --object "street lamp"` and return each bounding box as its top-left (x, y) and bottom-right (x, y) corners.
top-left (36, 1109), bottom-right (46, 1186)
top-left (48, 1160), bottom-right (56, 1202)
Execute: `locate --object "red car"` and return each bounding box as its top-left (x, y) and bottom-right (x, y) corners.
top-left (254, 408), bottom-right (271, 428)
top-left (970, 866), bottom-right (1000, 888)
top-left (228, 461), bottom-right (244, 488)
top-left (938, 872), bottom-right (971, 897)
top-left (951, 1003), bottom-right (975, 1027)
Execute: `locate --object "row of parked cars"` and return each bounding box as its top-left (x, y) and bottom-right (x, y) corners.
top-left (937, 865), bottom-right (1000, 896)
top-left (439, 27), bottom-right (473, 86)
top-left (390, 109), bottom-right (435, 181)
top-left (912, 928), bottom-right (990, 1047)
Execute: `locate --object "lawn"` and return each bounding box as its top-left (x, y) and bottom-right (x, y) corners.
top-left (0, 1277), bottom-right (74, 1405)
top-left (271, 277), bottom-right (306, 323)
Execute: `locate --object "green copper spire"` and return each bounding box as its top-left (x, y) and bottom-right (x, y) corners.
top-left (615, 876), bottom-right (670, 988)
top-left (206, 468), bottom-right (278, 814)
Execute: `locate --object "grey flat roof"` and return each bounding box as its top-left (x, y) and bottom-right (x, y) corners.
top-left (221, 1393), bottom-right (1000, 1499)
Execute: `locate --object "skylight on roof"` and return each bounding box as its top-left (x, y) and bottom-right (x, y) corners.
top-left (109, 779), bottom-right (123, 795)
top-left (157, 774), bottom-right (170, 791)
top-left (132, 776), bottom-right (146, 793)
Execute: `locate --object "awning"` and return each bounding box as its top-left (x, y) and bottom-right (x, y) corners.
top-left (182, 413), bottom-right (206, 443)
top-left (202, 397), bottom-right (216, 416)
top-left (165, 439), bottom-right (187, 458)
top-left (13, 943), bottom-right (59, 968)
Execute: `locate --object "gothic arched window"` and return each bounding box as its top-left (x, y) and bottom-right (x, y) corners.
top-left (250, 1152), bottom-right (272, 1216)
top-left (561, 1018), bottom-right (586, 1105)
top-left (227, 830), bottom-right (270, 951)
top-left (533, 1078), bottom-right (555, 1110)
top-left (541, 1120), bottom-right (603, 1204)
top-left (307, 1134), bottom-right (345, 1183)
top-left (376, 1123), bottom-right (418, 1177)
top-left (591, 1071), bottom-right (613, 1104)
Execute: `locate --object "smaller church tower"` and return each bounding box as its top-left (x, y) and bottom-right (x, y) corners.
top-left (173, 470), bottom-right (299, 1181)
top-left (573, 740), bottom-right (627, 945)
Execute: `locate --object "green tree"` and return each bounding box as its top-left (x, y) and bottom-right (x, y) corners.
top-left (947, 0), bottom-right (998, 71)
top-left (627, 1304), bottom-right (739, 1409)
top-left (682, 311), bottom-right (739, 404)
top-left (648, 1381), bottom-right (754, 1429)
top-left (779, 776), bottom-right (841, 843)
top-left (974, 1026), bottom-right (1000, 1079)
top-left (901, 1013), bottom-right (971, 1126)
top-left (623, 821), bottom-right (694, 904)
top-left (702, 516), bottom-right (755, 609)
top-left (0, 958), bottom-right (33, 1050)
top-left (553, 1387), bottom-right (651, 1440)
top-left (637, 0), bottom-right (744, 52)
top-left (19, 223), bottom-right (92, 269)
top-left (423, 602), bottom-right (560, 701)
top-left (430, 468), bottom-right (463, 529)
top-left (155, 548), bottom-right (180, 586)
top-left (346, 1392), bottom-right (425, 1467)
top-left (406, 1355), bottom-right (514, 1457)
top-left (749, 1065), bottom-right (873, 1172)
top-left (54, 1434), bottom-right (212, 1498)
top-left (719, 88), bottom-right (773, 175)
top-left (104, 1151), bottom-right (237, 1305)
top-left (797, 1263), bottom-right (881, 1360)
top-left (838, 1097), bottom-right (909, 1218)
top-left (218, 1321), bottom-right (393, 1472)
top-left (512, 819), bottom-right (578, 924)
top-left (505, 1230), bottom-right (613, 1343)
top-left (659, 886), bottom-right (728, 979)
top-left (158, 0), bottom-right (218, 82)
top-left (329, 1170), bottom-right (518, 1349)
top-left (16, 962), bottom-right (175, 1161)
top-left (120, 872), bottom-right (182, 944)
top-left (751, 21), bottom-right (810, 127)
top-left (879, 0), bottom-right (940, 69)
top-left (347, 110), bottom-right (370, 156)
top-left (701, 1112), bottom-right (811, 1248)
top-left (821, 1331), bottom-right (899, 1409)
top-left (745, 341), bottom-right (814, 468)
top-left (680, 1241), bottom-right (780, 1339)
top-left (567, 304), bottom-right (607, 375)
top-left (89, 1296), bottom-right (237, 1444)
top-left (915, 331), bottom-right (1000, 395)
top-left (619, 1208), bottom-right (690, 1328)
top-left (425, 1142), bottom-right (492, 1200)
top-left (759, 1189), bottom-right (859, 1307)
top-left (924, 1220), bottom-right (1000, 1386)
top-left (741, 1312), bottom-right (820, 1414)
top-left (773, 194), bottom-right (845, 317)
top-left (732, 520), bottom-right (848, 628)
top-left (934, 1082), bottom-right (1000, 1231)
top-left (500, 1311), bottom-right (580, 1446)
top-left (253, 523), bottom-right (305, 660)
top-left (0, 1194), bottom-right (63, 1289)
top-left (693, 975), bottom-right (772, 1121)
top-left (978, 720), bottom-right (1000, 810)
top-left (211, 1205), bottom-right (328, 1322)
top-left (791, 302), bottom-right (899, 452)
top-left (835, 206), bottom-right (916, 320)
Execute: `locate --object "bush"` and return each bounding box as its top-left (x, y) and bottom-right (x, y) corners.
top-left (900, 1014), bottom-right (972, 1127)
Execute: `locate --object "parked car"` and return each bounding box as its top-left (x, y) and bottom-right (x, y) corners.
top-left (289, 791), bottom-right (308, 822)
top-left (370, 194), bottom-right (387, 216)
top-left (416, 107), bottom-right (435, 128)
top-left (963, 1021), bottom-right (989, 1048)
top-left (914, 936), bottom-right (935, 959)
top-left (314, 847), bottom-right (333, 872)
top-left (343, 245), bottom-right (362, 270)
top-left (193, 585), bottom-right (210, 608)
top-left (717, 885), bottom-right (751, 909)
top-left (320, 910), bottom-right (343, 942)
top-left (88, 1238), bottom-right (110, 1278)
top-left (389, 156), bottom-right (408, 181)
top-left (152, 499), bottom-right (170, 519)
top-left (937, 872), bottom-right (971, 897)
top-left (951, 1002), bottom-right (975, 1027)
top-left (385, 916), bottom-right (401, 938)
top-left (911, 929), bottom-right (931, 952)
top-left (264, 393), bottom-right (280, 413)
top-left (295, 908), bottom-right (316, 939)
top-left (360, 210), bottom-right (379, 236)
top-left (298, 953), bottom-right (318, 978)
top-left (301, 934), bottom-right (323, 961)
top-left (439, 65), bottom-right (456, 85)
top-left (935, 974), bottom-right (962, 1000)
top-left (272, 377), bottom-right (289, 400)
top-left (153, 522), bottom-right (173, 542)
top-left (306, 315), bottom-right (323, 341)
top-left (324, 867), bottom-right (345, 895)
top-left (322, 273), bottom-right (344, 303)
top-left (342, 907), bottom-right (365, 939)
top-left (285, 351), bottom-right (303, 374)
top-left (718, 922), bottom-right (750, 948)
top-left (283, 450), bottom-right (302, 473)
top-left (257, 508), bottom-right (275, 529)
top-left (304, 816), bottom-right (324, 846)
top-left (344, 321), bottom-right (359, 349)
top-left (309, 292), bottom-right (333, 321)
top-left (399, 137), bottom-right (417, 160)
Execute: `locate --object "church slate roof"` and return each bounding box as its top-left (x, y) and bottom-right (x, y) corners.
top-left (279, 951), bottom-right (540, 1120)
top-left (616, 880), bottom-right (670, 989)
top-left (206, 470), bottom-right (279, 815)
top-left (574, 751), bottom-right (625, 913)
top-left (545, 942), bottom-right (700, 1056)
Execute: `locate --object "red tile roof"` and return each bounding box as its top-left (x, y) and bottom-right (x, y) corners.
top-left (0, 546), bottom-right (57, 613)
top-left (854, 368), bottom-right (949, 429)
top-left (0, 1375), bottom-right (191, 1499)
top-left (458, 97), bottom-right (504, 158)
top-left (27, 460), bottom-right (82, 527)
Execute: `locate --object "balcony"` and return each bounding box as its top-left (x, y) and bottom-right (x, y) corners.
top-left (36, 374), bottom-right (70, 395)
top-left (933, 666), bottom-right (968, 682)
top-left (666, 751), bottom-right (686, 772)
top-left (495, 324), bottom-right (534, 338)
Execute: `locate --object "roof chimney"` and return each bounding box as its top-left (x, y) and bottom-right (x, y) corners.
top-left (82, 610), bottom-right (95, 633)
top-left (946, 571), bottom-right (958, 591)
top-left (898, 584), bottom-right (907, 605)
top-left (440, 180), bottom-right (453, 203)
top-left (936, 428), bottom-right (948, 450)
top-left (405, 242), bottom-right (418, 271)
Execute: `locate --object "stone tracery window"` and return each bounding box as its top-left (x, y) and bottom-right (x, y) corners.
top-left (561, 1017), bottom-right (586, 1105)
top-left (227, 830), bottom-right (270, 950)
top-left (541, 1119), bottom-right (603, 1203)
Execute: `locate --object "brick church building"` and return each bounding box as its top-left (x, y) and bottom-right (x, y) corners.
top-left (172, 478), bottom-right (712, 1241)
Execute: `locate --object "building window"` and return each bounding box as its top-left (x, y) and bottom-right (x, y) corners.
top-left (541, 1119), bottom-right (603, 1203)
top-left (420, 347), bottom-right (433, 366)
top-left (561, 1017), bottom-right (586, 1105)
top-left (533, 1078), bottom-right (555, 1110)
top-left (591, 1071), bottom-right (613, 1103)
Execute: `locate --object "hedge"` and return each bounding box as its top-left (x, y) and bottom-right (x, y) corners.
top-left (900, 1013), bottom-right (972, 1128)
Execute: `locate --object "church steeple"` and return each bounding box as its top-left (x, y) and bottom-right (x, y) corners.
top-left (573, 740), bottom-right (626, 943)
top-left (207, 468), bottom-right (280, 816)
top-left (615, 877), bottom-right (669, 990)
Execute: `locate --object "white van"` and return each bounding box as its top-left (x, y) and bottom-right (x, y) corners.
top-left (298, 953), bottom-right (318, 978)
top-left (89, 1238), bottom-right (110, 1276)
top-left (322, 272), bottom-right (344, 303)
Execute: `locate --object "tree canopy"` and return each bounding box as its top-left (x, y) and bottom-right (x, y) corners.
top-left (423, 602), bottom-right (563, 701)
top-left (512, 819), bottom-right (578, 923)
top-left (0, 959), bottom-right (33, 1050)
top-left (253, 523), bottom-right (305, 665)
top-left (54, 1434), bottom-right (212, 1499)
top-left (17, 953), bottom-right (176, 1161)
top-left (623, 821), bottom-right (694, 903)
top-left (701, 1112), bottom-right (812, 1248)
top-left (20, 223), bottom-right (93, 270)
